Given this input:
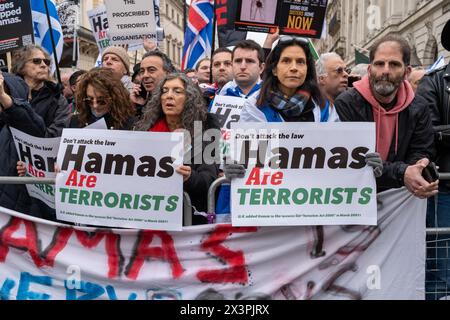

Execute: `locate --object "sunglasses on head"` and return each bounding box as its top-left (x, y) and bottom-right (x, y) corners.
top-left (83, 97), bottom-right (109, 107)
top-left (29, 58), bottom-right (51, 66)
top-left (278, 35), bottom-right (309, 45)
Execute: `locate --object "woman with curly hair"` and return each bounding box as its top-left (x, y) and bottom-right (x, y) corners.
top-left (69, 67), bottom-right (135, 130)
top-left (135, 73), bottom-right (220, 225)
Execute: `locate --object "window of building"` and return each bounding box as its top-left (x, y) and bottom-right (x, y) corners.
top-left (173, 43), bottom-right (176, 63)
top-left (166, 39), bottom-right (170, 59)
top-left (172, 9), bottom-right (175, 20)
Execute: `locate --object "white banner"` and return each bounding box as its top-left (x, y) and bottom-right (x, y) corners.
top-left (210, 96), bottom-right (245, 130)
top-left (230, 122), bottom-right (377, 226)
top-left (55, 129), bottom-right (184, 231)
top-left (10, 127), bottom-right (60, 208)
top-left (87, 4), bottom-right (110, 53)
top-left (0, 188), bottom-right (425, 300)
top-left (210, 95), bottom-right (246, 164)
top-left (104, 0), bottom-right (157, 46)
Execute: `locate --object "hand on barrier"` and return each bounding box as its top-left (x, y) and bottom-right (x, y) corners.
top-left (365, 152), bottom-right (383, 178)
top-left (223, 158), bottom-right (246, 180)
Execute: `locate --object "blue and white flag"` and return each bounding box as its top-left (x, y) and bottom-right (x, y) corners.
top-left (31, 0), bottom-right (63, 63)
top-left (427, 55), bottom-right (446, 73)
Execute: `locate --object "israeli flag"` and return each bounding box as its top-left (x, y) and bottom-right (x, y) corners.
top-left (427, 56), bottom-right (445, 73)
top-left (31, 0), bottom-right (63, 64)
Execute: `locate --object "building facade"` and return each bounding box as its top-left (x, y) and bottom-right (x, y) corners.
top-left (315, 0), bottom-right (450, 67)
top-left (59, 0), bottom-right (185, 71)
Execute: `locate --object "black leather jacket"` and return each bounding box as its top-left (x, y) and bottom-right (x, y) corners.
top-left (416, 63), bottom-right (450, 186)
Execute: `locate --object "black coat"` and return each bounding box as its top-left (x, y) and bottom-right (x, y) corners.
top-left (69, 112), bottom-right (136, 130)
top-left (0, 76), bottom-right (70, 220)
top-left (334, 87), bottom-right (435, 192)
top-left (416, 63), bottom-right (450, 186)
top-left (183, 113), bottom-right (220, 225)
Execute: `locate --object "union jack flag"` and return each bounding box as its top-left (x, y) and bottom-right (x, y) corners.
top-left (181, 0), bottom-right (214, 70)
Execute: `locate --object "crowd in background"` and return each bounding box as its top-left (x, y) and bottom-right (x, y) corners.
top-left (0, 19), bottom-right (449, 299)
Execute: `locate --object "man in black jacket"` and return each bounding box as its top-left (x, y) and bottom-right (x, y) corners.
top-left (416, 19), bottom-right (450, 299)
top-left (417, 19), bottom-right (450, 213)
top-left (335, 34), bottom-right (437, 198)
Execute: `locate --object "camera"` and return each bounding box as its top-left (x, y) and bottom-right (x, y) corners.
top-left (422, 162), bottom-right (439, 183)
top-left (138, 83), bottom-right (148, 100)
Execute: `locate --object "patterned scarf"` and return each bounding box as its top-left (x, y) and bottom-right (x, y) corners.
top-left (267, 87), bottom-right (312, 119)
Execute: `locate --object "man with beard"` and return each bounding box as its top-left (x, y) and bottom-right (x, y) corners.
top-left (334, 34), bottom-right (437, 198)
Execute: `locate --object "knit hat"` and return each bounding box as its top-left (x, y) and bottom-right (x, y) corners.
top-left (442, 19), bottom-right (450, 51)
top-left (101, 46), bottom-right (130, 75)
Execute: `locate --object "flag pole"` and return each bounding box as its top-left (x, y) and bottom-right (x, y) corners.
top-left (210, 0), bottom-right (217, 83)
top-left (43, 0), bottom-right (62, 84)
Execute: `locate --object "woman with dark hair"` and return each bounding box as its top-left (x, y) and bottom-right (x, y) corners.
top-left (69, 68), bottom-right (135, 130)
top-left (135, 73), bottom-right (220, 224)
top-left (227, 36), bottom-right (382, 180)
top-left (241, 36), bottom-right (337, 123)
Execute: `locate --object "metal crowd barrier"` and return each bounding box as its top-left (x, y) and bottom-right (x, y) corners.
top-left (207, 176), bottom-right (229, 214)
top-left (425, 172), bottom-right (450, 300)
top-left (0, 177), bottom-right (194, 227)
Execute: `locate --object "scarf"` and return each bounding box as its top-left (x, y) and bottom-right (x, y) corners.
top-left (353, 75), bottom-right (415, 161)
top-left (149, 118), bottom-right (171, 132)
top-left (267, 87), bottom-right (311, 119)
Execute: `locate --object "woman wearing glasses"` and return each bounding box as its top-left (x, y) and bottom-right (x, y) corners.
top-left (226, 37), bottom-right (382, 180)
top-left (0, 45), bottom-right (70, 220)
top-left (135, 73), bottom-right (220, 225)
top-left (11, 45), bottom-right (70, 137)
top-left (69, 68), bottom-right (135, 130)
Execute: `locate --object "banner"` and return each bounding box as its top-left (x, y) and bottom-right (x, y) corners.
top-left (235, 0), bottom-right (328, 38)
top-left (210, 95), bottom-right (246, 160)
top-left (56, 0), bottom-right (79, 68)
top-left (87, 4), bottom-right (110, 53)
top-left (104, 0), bottom-right (157, 46)
top-left (230, 122), bottom-right (377, 226)
top-left (278, 0), bottom-right (328, 37)
top-left (235, 0), bottom-right (279, 34)
top-left (55, 129), bottom-right (184, 231)
top-left (0, 0), bottom-right (34, 54)
top-left (10, 128), bottom-right (60, 209)
top-left (0, 188), bottom-right (425, 300)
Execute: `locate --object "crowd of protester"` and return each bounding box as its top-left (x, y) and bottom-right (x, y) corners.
top-left (0, 17), bottom-right (449, 298)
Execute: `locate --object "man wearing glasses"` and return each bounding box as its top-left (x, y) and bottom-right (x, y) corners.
top-left (316, 52), bottom-right (350, 104)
